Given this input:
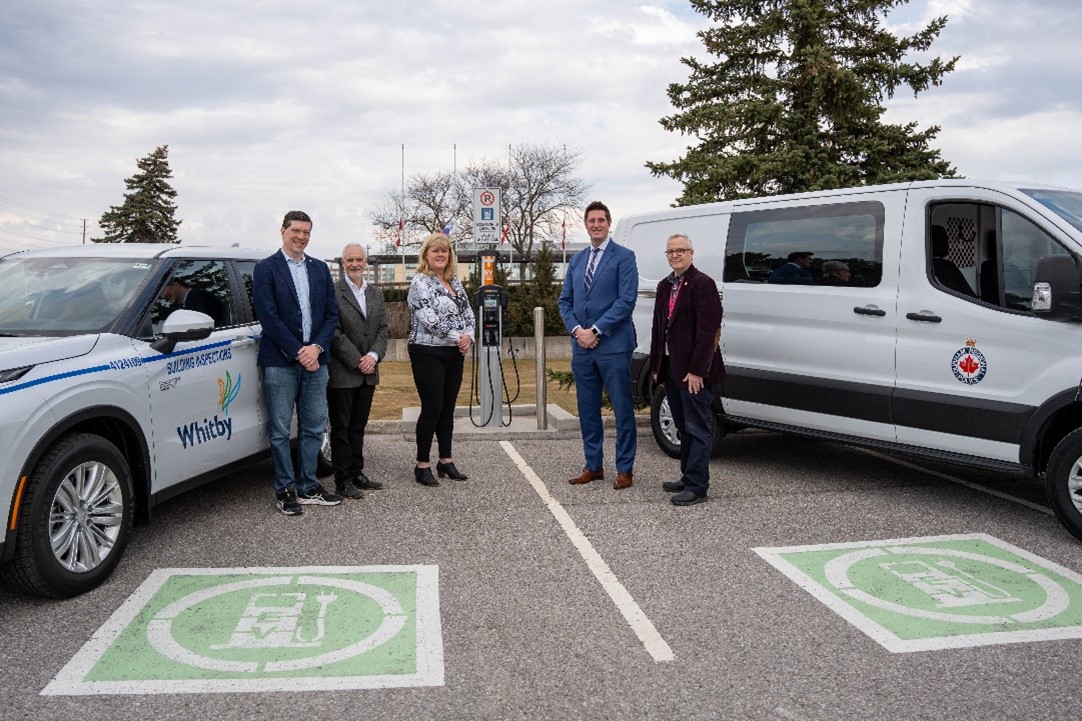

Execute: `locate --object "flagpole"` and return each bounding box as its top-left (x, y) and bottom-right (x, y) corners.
top-left (400, 144), bottom-right (405, 268)
top-left (562, 214), bottom-right (567, 266)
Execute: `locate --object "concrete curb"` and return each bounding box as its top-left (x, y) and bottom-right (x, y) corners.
top-left (366, 404), bottom-right (651, 440)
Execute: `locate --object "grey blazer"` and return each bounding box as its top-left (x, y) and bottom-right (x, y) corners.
top-left (329, 278), bottom-right (389, 388)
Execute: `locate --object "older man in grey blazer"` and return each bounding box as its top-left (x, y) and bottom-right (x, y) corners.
top-left (328, 243), bottom-right (389, 498)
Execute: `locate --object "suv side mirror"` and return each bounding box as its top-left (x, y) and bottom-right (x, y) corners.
top-left (150, 309), bottom-right (215, 353)
top-left (1033, 254), bottom-right (1082, 322)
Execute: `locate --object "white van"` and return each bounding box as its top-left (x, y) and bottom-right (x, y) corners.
top-left (619, 179), bottom-right (1082, 541)
top-left (0, 244), bottom-right (331, 598)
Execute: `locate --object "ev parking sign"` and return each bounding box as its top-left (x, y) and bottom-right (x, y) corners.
top-left (473, 187), bottom-right (501, 245)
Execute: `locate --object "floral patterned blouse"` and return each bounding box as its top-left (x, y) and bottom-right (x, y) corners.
top-left (407, 272), bottom-right (474, 346)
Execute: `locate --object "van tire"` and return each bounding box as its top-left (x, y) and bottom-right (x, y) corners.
top-left (1, 433), bottom-right (133, 598)
top-left (1046, 429), bottom-right (1082, 542)
top-left (650, 385), bottom-right (725, 459)
top-left (651, 386), bottom-right (681, 458)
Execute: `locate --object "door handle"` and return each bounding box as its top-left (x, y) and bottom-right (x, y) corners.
top-left (232, 336), bottom-right (257, 348)
top-left (853, 306), bottom-right (886, 317)
top-left (905, 311), bottom-right (943, 323)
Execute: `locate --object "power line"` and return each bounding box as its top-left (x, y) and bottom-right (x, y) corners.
top-left (0, 226), bottom-right (78, 246)
top-left (0, 193), bottom-right (87, 230)
top-left (0, 193), bottom-right (86, 223)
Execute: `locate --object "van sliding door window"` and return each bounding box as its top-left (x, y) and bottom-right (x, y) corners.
top-left (723, 201), bottom-right (884, 287)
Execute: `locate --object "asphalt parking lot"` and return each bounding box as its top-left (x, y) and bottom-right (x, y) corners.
top-left (2, 426), bottom-right (1080, 721)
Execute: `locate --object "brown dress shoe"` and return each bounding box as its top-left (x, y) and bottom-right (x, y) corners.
top-left (568, 468), bottom-right (604, 485)
top-left (614, 471), bottom-right (633, 489)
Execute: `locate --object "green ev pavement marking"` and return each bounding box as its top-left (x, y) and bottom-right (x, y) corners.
top-left (42, 566), bottom-right (443, 695)
top-left (754, 533), bottom-right (1082, 653)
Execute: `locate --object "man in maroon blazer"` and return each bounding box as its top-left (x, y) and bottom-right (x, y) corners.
top-left (649, 233), bottom-right (725, 506)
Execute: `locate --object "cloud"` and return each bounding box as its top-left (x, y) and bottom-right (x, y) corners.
top-left (0, 0), bottom-right (1078, 259)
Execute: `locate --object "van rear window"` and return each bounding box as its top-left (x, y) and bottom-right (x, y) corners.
top-left (724, 201), bottom-right (885, 288)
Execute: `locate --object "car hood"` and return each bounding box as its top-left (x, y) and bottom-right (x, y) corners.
top-left (0, 335), bottom-right (100, 369)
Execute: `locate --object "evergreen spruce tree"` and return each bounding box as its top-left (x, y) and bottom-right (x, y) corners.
top-left (528, 243), bottom-right (564, 336)
top-left (647, 0), bottom-right (959, 204)
top-left (95, 145), bottom-right (182, 243)
top-left (505, 244), bottom-right (562, 336)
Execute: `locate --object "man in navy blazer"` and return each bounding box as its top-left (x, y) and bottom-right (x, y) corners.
top-left (253, 211), bottom-right (341, 516)
top-left (649, 234), bottom-right (724, 505)
top-left (558, 201), bottom-right (639, 489)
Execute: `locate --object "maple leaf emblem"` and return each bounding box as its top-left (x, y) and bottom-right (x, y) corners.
top-left (959, 355), bottom-right (980, 376)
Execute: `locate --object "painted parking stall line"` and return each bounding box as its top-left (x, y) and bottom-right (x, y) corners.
top-left (42, 565), bottom-right (444, 695)
top-left (755, 533), bottom-right (1082, 653)
top-left (501, 441), bottom-right (675, 663)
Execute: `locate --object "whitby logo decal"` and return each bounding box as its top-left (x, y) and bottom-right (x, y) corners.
top-left (177, 415), bottom-right (232, 448)
top-left (951, 338), bottom-right (987, 385)
top-left (218, 371), bottom-right (241, 416)
top-left (177, 376), bottom-right (237, 448)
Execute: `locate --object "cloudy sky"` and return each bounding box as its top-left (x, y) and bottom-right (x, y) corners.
top-left (1, 0), bottom-right (1079, 261)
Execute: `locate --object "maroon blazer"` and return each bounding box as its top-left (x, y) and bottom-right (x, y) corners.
top-left (649, 264), bottom-right (725, 386)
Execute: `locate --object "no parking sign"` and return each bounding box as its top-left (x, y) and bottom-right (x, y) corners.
top-left (473, 187), bottom-right (501, 244)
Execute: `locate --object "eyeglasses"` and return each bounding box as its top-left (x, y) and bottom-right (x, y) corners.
top-left (664, 248), bottom-right (692, 257)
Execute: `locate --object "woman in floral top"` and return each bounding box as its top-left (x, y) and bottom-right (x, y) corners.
top-left (407, 233), bottom-right (474, 486)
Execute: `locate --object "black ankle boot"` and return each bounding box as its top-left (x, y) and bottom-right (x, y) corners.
top-left (436, 461), bottom-right (468, 480)
top-left (414, 466), bottom-right (439, 486)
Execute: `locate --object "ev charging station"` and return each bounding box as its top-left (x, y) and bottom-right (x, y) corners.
top-left (470, 187), bottom-right (514, 428)
top-left (474, 250), bottom-right (507, 427)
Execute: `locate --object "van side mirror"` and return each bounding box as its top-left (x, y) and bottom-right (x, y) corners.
top-left (150, 309), bottom-right (215, 353)
top-left (1033, 255), bottom-right (1082, 322)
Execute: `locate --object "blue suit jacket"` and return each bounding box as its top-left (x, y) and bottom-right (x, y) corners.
top-left (558, 240), bottom-right (638, 355)
top-left (253, 250), bottom-right (339, 367)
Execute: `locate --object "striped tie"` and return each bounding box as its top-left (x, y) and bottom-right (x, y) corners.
top-left (584, 247), bottom-right (600, 290)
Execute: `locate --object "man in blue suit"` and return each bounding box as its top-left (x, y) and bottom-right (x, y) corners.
top-left (253, 211), bottom-right (341, 516)
top-left (558, 201), bottom-right (639, 489)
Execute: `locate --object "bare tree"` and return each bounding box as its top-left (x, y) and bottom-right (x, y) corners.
top-left (372, 143), bottom-right (588, 265)
top-left (460, 144), bottom-right (588, 264)
top-left (369, 169), bottom-right (465, 252)
top-left (508, 143), bottom-right (587, 258)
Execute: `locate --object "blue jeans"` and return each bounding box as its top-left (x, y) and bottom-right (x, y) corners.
top-left (664, 362), bottom-right (714, 497)
top-left (263, 364), bottom-right (328, 495)
top-left (572, 349), bottom-right (637, 473)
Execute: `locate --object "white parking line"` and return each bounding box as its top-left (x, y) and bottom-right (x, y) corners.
top-left (500, 441), bottom-right (674, 664)
top-left (857, 449), bottom-right (1053, 515)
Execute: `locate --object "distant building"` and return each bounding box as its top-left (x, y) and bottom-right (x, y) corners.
top-left (331, 241), bottom-right (587, 287)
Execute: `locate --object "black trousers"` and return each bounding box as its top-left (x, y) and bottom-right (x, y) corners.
top-left (408, 344), bottom-right (464, 463)
top-left (327, 383), bottom-right (376, 483)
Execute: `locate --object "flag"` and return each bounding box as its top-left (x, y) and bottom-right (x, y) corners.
top-left (396, 216), bottom-right (403, 248)
top-left (442, 219), bottom-right (454, 236)
top-left (500, 219), bottom-right (510, 245)
top-left (561, 219), bottom-right (566, 250)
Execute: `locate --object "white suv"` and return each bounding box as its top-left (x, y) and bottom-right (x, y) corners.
top-left (0, 243), bottom-right (298, 598)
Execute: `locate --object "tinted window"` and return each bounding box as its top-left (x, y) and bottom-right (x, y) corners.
top-left (1020, 188), bottom-right (1082, 233)
top-left (234, 260), bottom-right (257, 321)
top-left (724, 201), bottom-right (884, 288)
top-left (145, 259), bottom-right (237, 334)
top-left (929, 203), bottom-right (1070, 311)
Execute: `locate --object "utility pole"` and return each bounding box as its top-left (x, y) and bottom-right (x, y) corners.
top-left (82, 219), bottom-right (87, 244)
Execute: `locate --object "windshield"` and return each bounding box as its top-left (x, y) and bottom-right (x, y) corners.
top-left (1021, 189), bottom-right (1082, 233)
top-left (0, 257), bottom-right (157, 335)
